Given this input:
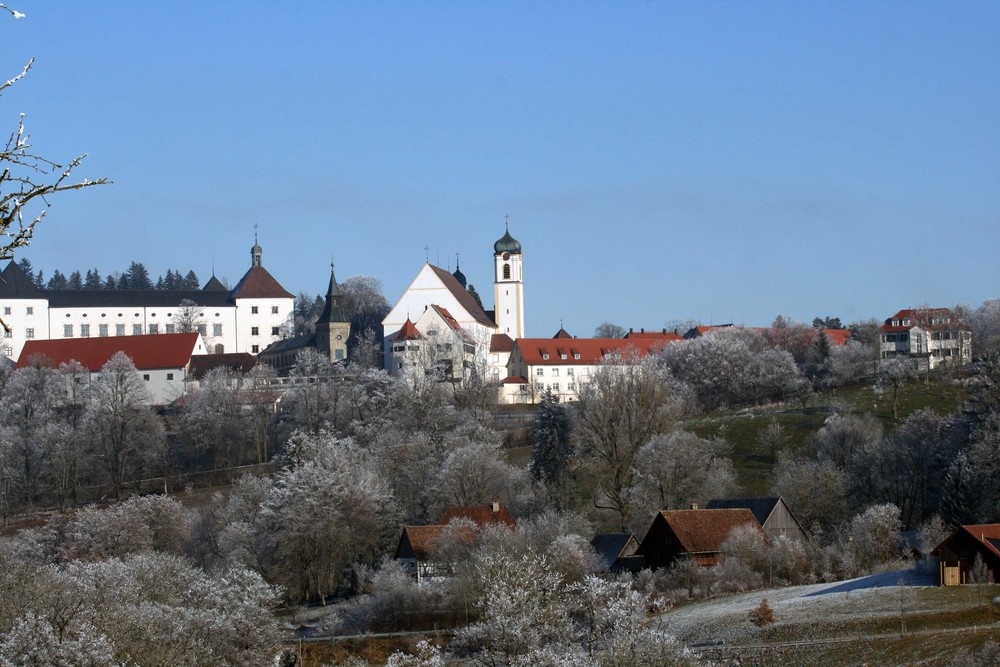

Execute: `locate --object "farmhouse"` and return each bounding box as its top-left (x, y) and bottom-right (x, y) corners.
top-left (636, 508), bottom-right (764, 570)
top-left (932, 524), bottom-right (1000, 586)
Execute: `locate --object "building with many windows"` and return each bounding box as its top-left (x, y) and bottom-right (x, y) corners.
top-left (0, 237), bottom-right (294, 363)
top-left (879, 307), bottom-right (972, 371)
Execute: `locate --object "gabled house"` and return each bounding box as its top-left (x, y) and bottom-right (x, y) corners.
top-left (17, 332), bottom-right (208, 405)
top-left (880, 308), bottom-right (972, 371)
top-left (636, 508), bottom-right (764, 570)
top-left (591, 533), bottom-right (643, 573)
top-left (932, 524), bottom-right (1000, 586)
top-left (705, 497), bottom-right (809, 543)
top-left (395, 502), bottom-right (516, 581)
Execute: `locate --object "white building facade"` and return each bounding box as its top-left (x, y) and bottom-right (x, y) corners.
top-left (879, 308), bottom-right (972, 371)
top-left (0, 239), bottom-right (294, 362)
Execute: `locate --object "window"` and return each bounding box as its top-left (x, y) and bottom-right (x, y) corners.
top-left (335, 349), bottom-right (345, 360)
top-left (166, 373), bottom-right (174, 381)
top-left (80, 324), bottom-right (90, 337)
top-left (132, 324), bottom-right (142, 335)
top-left (251, 306), bottom-right (259, 314)
top-left (503, 263), bottom-right (511, 280)
top-left (552, 383), bottom-right (560, 392)
top-left (214, 344), bottom-right (224, 354)
top-left (568, 382), bottom-right (576, 391)
top-left (197, 323), bottom-right (207, 336)
top-left (148, 323), bottom-right (158, 334)
top-left (2, 346), bottom-right (11, 357)
top-left (271, 306), bottom-right (279, 314)
top-left (560, 353), bottom-right (567, 360)
top-left (142, 374), bottom-right (150, 381)
top-left (64, 324), bottom-right (73, 337)
top-left (551, 368), bottom-right (559, 376)
top-left (536, 368), bottom-right (544, 376)
top-left (99, 324), bottom-right (108, 337)
top-left (165, 324), bottom-right (175, 334)
top-left (25, 306), bottom-right (33, 315)
top-left (25, 328), bottom-right (34, 339)
top-left (567, 368), bottom-right (574, 376)
top-left (3, 329), bottom-right (10, 338)
top-left (519, 384), bottom-right (528, 393)
top-left (271, 326), bottom-right (280, 336)
top-left (251, 345), bottom-right (259, 353)
top-left (900, 333), bottom-right (908, 342)
top-left (251, 326), bottom-right (259, 336)
top-left (573, 353), bottom-right (581, 360)
top-left (213, 323), bottom-right (223, 336)
top-left (116, 324), bottom-right (126, 336)
top-left (542, 353), bottom-right (549, 360)
top-left (2, 307), bottom-right (9, 315)
top-left (392, 345), bottom-right (405, 352)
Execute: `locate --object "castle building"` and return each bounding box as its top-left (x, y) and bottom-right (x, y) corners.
top-left (0, 236), bottom-right (294, 362)
top-left (382, 223), bottom-right (524, 381)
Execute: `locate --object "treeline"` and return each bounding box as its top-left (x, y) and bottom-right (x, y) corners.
top-left (17, 258), bottom-right (201, 291)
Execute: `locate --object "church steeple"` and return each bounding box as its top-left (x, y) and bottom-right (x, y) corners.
top-left (494, 216), bottom-right (524, 339)
top-left (315, 260), bottom-right (351, 362)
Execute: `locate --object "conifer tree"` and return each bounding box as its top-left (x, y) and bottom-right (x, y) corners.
top-left (531, 389), bottom-right (573, 487)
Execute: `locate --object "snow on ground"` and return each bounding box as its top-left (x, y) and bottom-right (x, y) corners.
top-left (656, 569), bottom-right (938, 645)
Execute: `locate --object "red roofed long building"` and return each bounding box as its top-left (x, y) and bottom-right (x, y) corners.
top-left (879, 308), bottom-right (971, 370)
top-left (503, 335), bottom-right (680, 403)
top-left (17, 332), bottom-right (208, 404)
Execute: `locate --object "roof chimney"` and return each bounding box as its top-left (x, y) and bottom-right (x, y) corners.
top-left (641, 328), bottom-right (645, 334)
top-left (492, 500), bottom-right (500, 513)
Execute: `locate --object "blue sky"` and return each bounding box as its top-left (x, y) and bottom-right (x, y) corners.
top-left (4, 1), bottom-right (998, 337)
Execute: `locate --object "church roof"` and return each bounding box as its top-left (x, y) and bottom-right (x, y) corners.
top-left (259, 334), bottom-right (316, 356)
top-left (452, 264), bottom-right (467, 288)
top-left (230, 266), bottom-right (294, 300)
top-left (490, 333), bottom-right (515, 353)
top-left (202, 275), bottom-right (228, 292)
top-left (427, 265), bottom-right (496, 329)
top-left (317, 267), bottom-right (348, 323)
top-left (17, 333), bottom-right (202, 372)
top-left (553, 327), bottom-right (573, 338)
top-left (0, 261), bottom-right (45, 299)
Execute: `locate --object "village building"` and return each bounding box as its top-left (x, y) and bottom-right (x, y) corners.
top-left (0, 235), bottom-right (294, 362)
top-left (501, 334), bottom-right (681, 404)
top-left (16, 332), bottom-right (208, 405)
top-left (705, 497), bottom-right (809, 543)
top-left (879, 307), bottom-right (972, 370)
top-left (591, 533), bottom-right (643, 574)
top-left (932, 524), bottom-right (1000, 586)
top-left (636, 508), bottom-right (764, 570)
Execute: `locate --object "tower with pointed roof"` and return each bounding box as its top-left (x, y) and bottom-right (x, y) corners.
top-left (315, 263), bottom-right (351, 362)
top-left (493, 218), bottom-right (524, 339)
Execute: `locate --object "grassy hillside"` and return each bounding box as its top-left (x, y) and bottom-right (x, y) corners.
top-left (685, 377), bottom-right (968, 496)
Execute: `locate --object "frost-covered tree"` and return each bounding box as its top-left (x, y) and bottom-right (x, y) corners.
top-left (87, 352), bottom-right (163, 499)
top-left (843, 503), bottom-right (904, 574)
top-left (181, 367), bottom-right (248, 467)
top-left (575, 355), bottom-right (685, 530)
top-left (770, 454), bottom-right (850, 533)
top-left (593, 322), bottom-right (626, 338)
top-left (876, 357), bottom-right (917, 421)
top-left (171, 298), bottom-right (203, 334)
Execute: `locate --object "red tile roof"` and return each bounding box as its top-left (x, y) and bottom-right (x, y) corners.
top-left (655, 509), bottom-right (762, 554)
top-left (881, 308), bottom-right (965, 333)
top-left (17, 333), bottom-right (202, 372)
top-left (821, 329), bottom-right (853, 346)
top-left (394, 318), bottom-right (421, 341)
top-left (513, 337), bottom-right (677, 366)
top-left (230, 266), bottom-right (294, 299)
top-left (502, 376), bottom-right (528, 384)
top-left (428, 265), bottom-right (497, 329)
top-left (490, 333), bottom-right (515, 353)
top-left (397, 525), bottom-right (447, 561)
top-left (439, 503), bottom-right (516, 528)
top-left (624, 330), bottom-right (685, 342)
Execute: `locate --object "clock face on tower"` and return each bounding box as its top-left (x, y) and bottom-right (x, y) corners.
top-left (502, 252), bottom-right (510, 260)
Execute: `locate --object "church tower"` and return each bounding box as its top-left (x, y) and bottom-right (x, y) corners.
top-left (315, 262), bottom-right (351, 362)
top-left (493, 219), bottom-right (524, 339)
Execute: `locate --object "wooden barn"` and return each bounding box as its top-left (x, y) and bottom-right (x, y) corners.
top-left (636, 508), bottom-right (764, 570)
top-left (705, 497), bottom-right (809, 543)
top-left (932, 524), bottom-right (1000, 586)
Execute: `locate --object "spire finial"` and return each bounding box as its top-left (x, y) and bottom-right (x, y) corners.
top-left (254, 223), bottom-right (259, 244)
top-left (505, 214), bottom-right (509, 229)
top-left (455, 251), bottom-right (460, 269)
top-left (424, 245), bottom-right (430, 263)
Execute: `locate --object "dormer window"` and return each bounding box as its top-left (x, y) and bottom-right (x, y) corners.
top-left (542, 353), bottom-right (549, 360)
top-left (902, 319), bottom-right (910, 326)
top-left (560, 353), bottom-right (567, 360)
top-left (573, 353), bottom-right (580, 360)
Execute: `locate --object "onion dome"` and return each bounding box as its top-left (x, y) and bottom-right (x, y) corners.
top-left (452, 261), bottom-right (467, 288)
top-left (494, 228), bottom-right (522, 254)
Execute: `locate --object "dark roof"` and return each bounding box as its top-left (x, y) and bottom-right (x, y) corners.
top-left (230, 266), bottom-right (294, 299)
top-left (202, 275), bottom-right (228, 291)
top-left (933, 524), bottom-right (1000, 558)
top-left (317, 267), bottom-right (348, 323)
top-left (452, 265), bottom-right (467, 288)
top-left (705, 497), bottom-right (782, 527)
top-left (43, 289), bottom-right (233, 309)
top-left (0, 261), bottom-right (44, 299)
top-left (591, 533), bottom-right (637, 570)
top-left (17, 333), bottom-right (202, 372)
top-left (494, 228), bottom-right (522, 254)
top-left (427, 265), bottom-right (496, 329)
top-left (553, 327), bottom-right (573, 339)
top-left (188, 353), bottom-right (257, 380)
top-left (259, 334), bottom-right (317, 355)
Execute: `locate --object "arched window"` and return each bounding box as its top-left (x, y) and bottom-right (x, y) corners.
top-left (214, 344), bottom-right (225, 354)
top-left (503, 263), bottom-right (511, 280)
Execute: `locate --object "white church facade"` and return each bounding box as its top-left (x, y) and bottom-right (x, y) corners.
top-left (0, 237), bottom-right (295, 364)
top-left (382, 224), bottom-right (524, 382)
